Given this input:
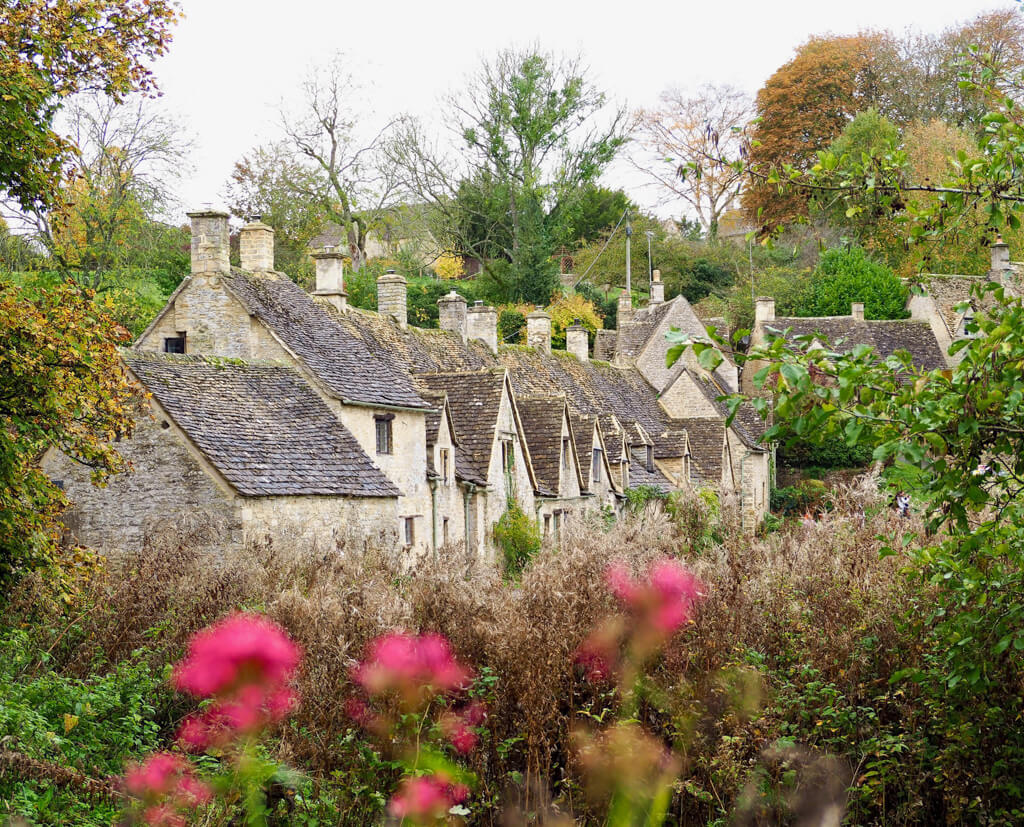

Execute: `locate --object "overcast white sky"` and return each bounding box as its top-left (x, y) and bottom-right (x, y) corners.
top-left (152, 0), bottom-right (1017, 221)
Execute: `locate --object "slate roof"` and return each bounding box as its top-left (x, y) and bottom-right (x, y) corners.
top-left (415, 370), bottom-right (506, 486)
top-left (124, 352), bottom-right (398, 498)
top-left (617, 299), bottom-right (676, 360)
top-left (915, 275), bottom-right (995, 338)
top-left (767, 316), bottom-right (947, 371)
top-left (593, 329), bottom-right (618, 361)
top-left (516, 396), bottom-right (572, 497)
top-left (628, 447), bottom-right (674, 492)
top-left (570, 412), bottom-right (597, 487)
top-left (597, 414), bottom-right (625, 465)
top-left (221, 270), bottom-right (429, 409)
top-left (677, 418), bottom-right (725, 483)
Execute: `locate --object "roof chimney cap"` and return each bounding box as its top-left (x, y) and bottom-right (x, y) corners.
top-left (385, 268), bottom-right (396, 274)
top-left (474, 299), bottom-right (483, 307)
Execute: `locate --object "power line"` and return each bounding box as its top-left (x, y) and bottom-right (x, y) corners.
top-left (572, 208), bottom-right (630, 288)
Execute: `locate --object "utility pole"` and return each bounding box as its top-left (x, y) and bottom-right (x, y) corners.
top-left (645, 230), bottom-right (654, 296)
top-left (625, 212), bottom-right (632, 298)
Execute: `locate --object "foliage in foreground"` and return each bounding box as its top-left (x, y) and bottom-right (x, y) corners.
top-left (5, 483), bottom-right (1024, 823)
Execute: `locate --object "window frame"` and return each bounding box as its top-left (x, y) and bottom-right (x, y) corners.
top-left (375, 413), bottom-right (394, 455)
top-left (163, 332), bottom-right (186, 354)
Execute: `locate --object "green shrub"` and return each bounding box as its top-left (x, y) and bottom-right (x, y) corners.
top-left (493, 502), bottom-right (541, 578)
top-left (778, 435), bottom-right (874, 470)
top-left (624, 485), bottom-right (669, 513)
top-left (498, 308), bottom-right (526, 343)
top-left (770, 480), bottom-right (831, 516)
top-left (665, 487), bottom-right (720, 550)
top-left (802, 246), bottom-right (909, 320)
top-left (0, 629), bottom-right (167, 825)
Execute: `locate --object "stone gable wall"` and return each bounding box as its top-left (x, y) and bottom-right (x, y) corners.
top-left (658, 370), bottom-right (720, 420)
top-left (138, 275), bottom-right (254, 358)
top-left (41, 401), bottom-right (241, 557)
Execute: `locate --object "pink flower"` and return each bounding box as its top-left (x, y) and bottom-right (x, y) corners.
top-left (142, 805), bottom-right (185, 827)
top-left (605, 558), bottom-right (703, 636)
top-left (440, 712), bottom-right (478, 754)
top-left (175, 715), bottom-right (211, 753)
top-left (123, 753), bottom-right (187, 798)
top-left (173, 613), bottom-right (301, 698)
top-left (353, 632), bottom-right (471, 701)
top-left (460, 701), bottom-right (487, 727)
top-left (175, 774), bottom-right (212, 806)
top-left (574, 624), bottom-right (620, 683)
top-left (388, 774), bottom-right (468, 822)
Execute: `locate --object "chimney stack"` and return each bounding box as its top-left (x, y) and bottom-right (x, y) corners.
top-left (466, 300), bottom-right (498, 353)
top-left (466, 300), bottom-right (497, 352)
top-left (526, 307), bottom-right (552, 353)
top-left (991, 237), bottom-right (1010, 276)
top-left (438, 290), bottom-right (468, 341)
top-left (755, 296), bottom-right (776, 323)
top-left (239, 218), bottom-right (274, 271)
top-left (566, 319), bottom-right (588, 362)
top-left (649, 269), bottom-right (665, 305)
top-left (851, 301), bottom-right (865, 321)
top-left (187, 208), bottom-right (230, 275)
top-left (617, 291), bottom-right (634, 327)
top-left (377, 269), bottom-right (407, 328)
top-left (312, 246), bottom-right (347, 312)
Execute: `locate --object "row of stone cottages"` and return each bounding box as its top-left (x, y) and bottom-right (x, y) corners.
top-left (42, 209), bottom-right (783, 563)
top-left (45, 208), bottom-right (988, 563)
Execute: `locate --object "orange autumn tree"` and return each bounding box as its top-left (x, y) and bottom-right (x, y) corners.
top-left (744, 33), bottom-right (885, 233)
top-left (0, 282), bottom-right (136, 584)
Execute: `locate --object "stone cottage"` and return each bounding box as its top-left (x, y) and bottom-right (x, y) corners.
top-left (45, 208), bottom-right (772, 563)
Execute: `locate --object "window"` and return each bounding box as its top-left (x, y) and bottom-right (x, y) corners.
top-left (592, 448), bottom-right (602, 483)
top-left (442, 517), bottom-right (450, 545)
top-left (501, 439), bottom-right (515, 472)
top-left (543, 514), bottom-right (551, 535)
top-left (163, 333), bottom-right (186, 354)
top-left (440, 448), bottom-right (450, 483)
top-left (403, 516), bottom-right (415, 546)
top-left (562, 437), bottom-right (571, 470)
top-left (375, 414), bottom-right (394, 455)
top-left (646, 446), bottom-right (654, 473)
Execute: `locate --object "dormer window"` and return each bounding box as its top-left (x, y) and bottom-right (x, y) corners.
top-left (375, 414), bottom-right (394, 455)
top-left (502, 439), bottom-right (515, 473)
top-left (562, 437), bottom-right (571, 470)
top-left (163, 333), bottom-right (186, 354)
top-left (439, 448), bottom-right (450, 483)
top-left (592, 448), bottom-right (602, 483)
top-left (646, 446), bottom-right (654, 473)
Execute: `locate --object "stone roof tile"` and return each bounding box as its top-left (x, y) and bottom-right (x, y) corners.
top-left (124, 352), bottom-right (398, 498)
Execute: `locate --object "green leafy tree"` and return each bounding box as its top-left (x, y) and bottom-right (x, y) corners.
top-left (389, 48), bottom-right (626, 304)
top-left (0, 281), bottom-right (135, 584)
top-left (0, 0), bottom-right (179, 212)
top-left (801, 246), bottom-right (908, 319)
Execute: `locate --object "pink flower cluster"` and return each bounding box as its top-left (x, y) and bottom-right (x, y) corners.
top-left (388, 773), bottom-right (469, 824)
top-left (439, 701), bottom-right (487, 754)
top-left (575, 558), bottom-right (703, 681)
top-left (352, 631), bottom-right (471, 702)
top-left (172, 612), bottom-right (301, 752)
top-left (122, 753), bottom-right (211, 826)
top-left (606, 558), bottom-right (702, 635)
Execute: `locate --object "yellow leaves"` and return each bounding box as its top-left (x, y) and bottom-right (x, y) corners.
top-left (63, 713), bottom-right (79, 733)
top-left (434, 252), bottom-right (464, 280)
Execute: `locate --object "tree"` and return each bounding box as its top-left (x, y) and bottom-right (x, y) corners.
top-left (224, 141), bottom-right (329, 280)
top-left (389, 48), bottom-right (626, 305)
top-left (0, 280), bottom-right (135, 584)
top-left (743, 34), bottom-right (885, 231)
top-left (279, 53), bottom-right (399, 270)
top-left (0, 0), bottom-right (179, 212)
top-left (800, 246), bottom-right (908, 319)
top-left (632, 84), bottom-right (752, 237)
top-left (18, 93), bottom-right (193, 291)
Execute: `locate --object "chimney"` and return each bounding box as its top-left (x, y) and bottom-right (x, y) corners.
top-left (466, 300), bottom-right (498, 353)
top-left (312, 246), bottom-right (347, 312)
top-left (851, 301), bottom-right (865, 321)
top-left (377, 269), bottom-right (407, 328)
top-left (991, 237), bottom-right (1010, 276)
top-left (650, 269), bottom-right (665, 305)
top-left (566, 319), bottom-right (588, 362)
top-left (239, 218), bottom-right (274, 271)
top-left (438, 290), bottom-right (467, 341)
top-left (755, 296), bottom-right (776, 323)
top-left (526, 307), bottom-right (552, 353)
top-left (617, 291), bottom-right (634, 327)
top-left (186, 208), bottom-right (229, 275)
